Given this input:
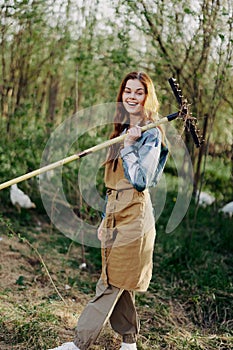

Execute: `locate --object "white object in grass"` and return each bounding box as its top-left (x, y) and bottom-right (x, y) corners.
top-left (10, 184), bottom-right (36, 209)
top-left (79, 262), bottom-right (87, 270)
top-left (120, 342), bottom-right (137, 350)
top-left (219, 201), bottom-right (233, 218)
top-left (48, 342), bottom-right (80, 350)
top-left (196, 191), bottom-right (215, 207)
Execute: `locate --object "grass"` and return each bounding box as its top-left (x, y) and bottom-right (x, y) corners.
top-left (0, 191), bottom-right (232, 350)
top-left (0, 151), bottom-right (232, 349)
top-left (0, 300), bottom-right (59, 348)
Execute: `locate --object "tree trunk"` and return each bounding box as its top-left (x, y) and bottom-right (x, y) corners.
top-left (48, 75), bottom-right (59, 126)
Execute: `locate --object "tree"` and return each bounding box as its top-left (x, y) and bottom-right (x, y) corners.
top-left (115, 0), bottom-right (233, 192)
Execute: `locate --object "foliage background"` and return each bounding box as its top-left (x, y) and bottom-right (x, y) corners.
top-left (0, 0), bottom-right (232, 349)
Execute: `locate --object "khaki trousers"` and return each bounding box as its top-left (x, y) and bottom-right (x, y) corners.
top-left (74, 278), bottom-right (139, 350)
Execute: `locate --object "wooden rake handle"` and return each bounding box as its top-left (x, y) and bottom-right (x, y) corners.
top-left (0, 112), bottom-right (178, 191)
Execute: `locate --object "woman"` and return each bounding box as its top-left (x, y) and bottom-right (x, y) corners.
top-left (49, 72), bottom-right (168, 350)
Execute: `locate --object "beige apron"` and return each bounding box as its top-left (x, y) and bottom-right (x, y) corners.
top-left (101, 158), bottom-right (156, 292)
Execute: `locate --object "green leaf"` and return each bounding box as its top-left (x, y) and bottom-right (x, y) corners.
top-left (218, 34), bottom-right (225, 41)
top-left (184, 7), bottom-right (195, 15)
top-left (16, 275), bottom-right (25, 286)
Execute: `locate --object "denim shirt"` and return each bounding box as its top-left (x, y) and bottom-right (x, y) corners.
top-left (101, 127), bottom-right (169, 218)
top-left (120, 127), bottom-right (168, 192)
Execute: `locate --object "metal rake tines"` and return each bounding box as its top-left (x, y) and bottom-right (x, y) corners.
top-left (185, 118), bottom-right (203, 148)
top-left (168, 77), bottom-right (204, 148)
top-left (168, 78), bottom-right (183, 106)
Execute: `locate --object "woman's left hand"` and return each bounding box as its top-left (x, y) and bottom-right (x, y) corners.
top-left (124, 126), bottom-right (142, 147)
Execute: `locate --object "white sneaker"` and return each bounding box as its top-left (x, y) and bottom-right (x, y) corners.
top-left (48, 342), bottom-right (80, 350)
top-left (120, 342), bottom-right (137, 350)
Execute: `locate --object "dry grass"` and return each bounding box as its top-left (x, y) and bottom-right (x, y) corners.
top-left (0, 217), bottom-right (232, 350)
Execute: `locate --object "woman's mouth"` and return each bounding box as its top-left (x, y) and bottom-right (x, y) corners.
top-left (127, 101), bottom-right (138, 106)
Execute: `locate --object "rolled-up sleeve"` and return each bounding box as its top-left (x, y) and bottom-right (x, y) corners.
top-left (120, 128), bottom-right (162, 192)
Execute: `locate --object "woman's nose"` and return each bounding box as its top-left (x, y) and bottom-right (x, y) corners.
top-left (129, 91), bottom-right (136, 99)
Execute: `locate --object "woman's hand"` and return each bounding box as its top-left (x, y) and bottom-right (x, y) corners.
top-left (97, 219), bottom-right (105, 241)
top-left (124, 125), bottom-right (142, 147)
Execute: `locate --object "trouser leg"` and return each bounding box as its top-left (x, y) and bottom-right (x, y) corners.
top-left (109, 290), bottom-right (139, 343)
top-left (74, 278), bottom-right (123, 350)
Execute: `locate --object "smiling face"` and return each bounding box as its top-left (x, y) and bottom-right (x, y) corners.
top-left (122, 79), bottom-right (146, 116)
